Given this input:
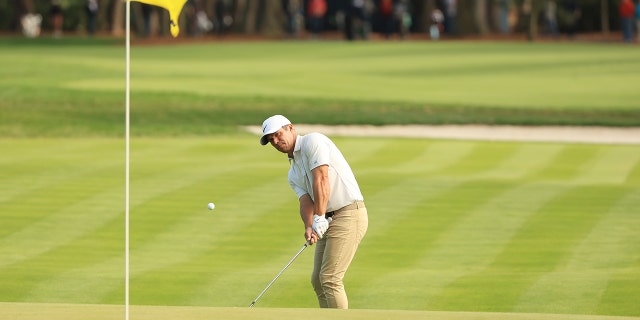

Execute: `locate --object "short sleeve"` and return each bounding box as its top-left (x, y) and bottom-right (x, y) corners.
top-left (302, 133), bottom-right (331, 170)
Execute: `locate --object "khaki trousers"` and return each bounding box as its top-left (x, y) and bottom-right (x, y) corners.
top-left (311, 202), bottom-right (368, 309)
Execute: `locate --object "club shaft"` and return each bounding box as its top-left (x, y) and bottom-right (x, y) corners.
top-left (249, 242), bottom-right (309, 307)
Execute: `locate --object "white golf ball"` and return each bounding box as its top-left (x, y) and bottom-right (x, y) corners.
top-left (207, 202), bottom-right (215, 210)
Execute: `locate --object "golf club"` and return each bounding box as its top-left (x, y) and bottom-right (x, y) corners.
top-left (248, 241), bottom-right (310, 308)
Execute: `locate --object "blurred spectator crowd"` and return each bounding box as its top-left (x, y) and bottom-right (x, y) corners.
top-left (8, 0), bottom-right (640, 43)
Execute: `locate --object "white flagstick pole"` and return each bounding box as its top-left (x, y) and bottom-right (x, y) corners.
top-left (125, 1), bottom-right (131, 320)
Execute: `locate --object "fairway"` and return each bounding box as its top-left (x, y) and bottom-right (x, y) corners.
top-left (1, 136), bottom-right (639, 317)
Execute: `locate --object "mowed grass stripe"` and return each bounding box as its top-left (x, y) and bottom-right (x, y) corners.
top-left (0, 138), bottom-right (282, 304)
top-left (359, 182), bottom-right (565, 310)
top-left (436, 142), bottom-right (521, 178)
top-left (356, 139), bottom-right (476, 198)
top-left (185, 222), bottom-right (313, 307)
top-left (0, 169), bottom-right (123, 269)
top-left (0, 164), bottom-right (121, 238)
top-left (129, 169), bottom-right (285, 272)
top-left (350, 139), bottom-right (471, 267)
top-left (0, 138), bottom-right (215, 302)
top-left (595, 188), bottom-right (640, 317)
top-left (573, 146), bottom-right (640, 185)
top-left (384, 140), bottom-right (478, 176)
top-left (2, 202), bottom-right (124, 303)
top-left (350, 179), bottom-right (511, 308)
top-left (0, 141), bottom-right (126, 302)
top-left (330, 138), bottom-right (390, 167)
top-left (370, 184), bottom-right (562, 310)
top-left (14, 138), bottom-right (290, 304)
top-left (474, 144), bottom-right (564, 181)
top-left (359, 178), bottom-right (464, 269)
top-left (24, 253), bottom-right (124, 304)
top-left (184, 201), bottom-right (318, 307)
top-left (354, 138), bottom-right (432, 172)
top-left (624, 158), bottom-right (640, 184)
top-left (533, 145), bottom-right (601, 182)
top-left (426, 185), bottom-right (628, 312)
top-left (125, 139), bottom-right (303, 305)
top-left (23, 179), bottom-right (289, 304)
top-left (128, 179), bottom-right (295, 306)
top-left (599, 262), bottom-right (640, 317)
top-left (515, 189), bottom-right (640, 316)
top-left (0, 139), bottom-right (122, 234)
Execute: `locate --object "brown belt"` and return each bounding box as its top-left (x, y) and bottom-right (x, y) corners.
top-left (326, 201), bottom-right (365, 218)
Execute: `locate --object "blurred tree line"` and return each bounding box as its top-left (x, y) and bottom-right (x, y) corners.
top-left (0, 0), bottom-right (622, 38)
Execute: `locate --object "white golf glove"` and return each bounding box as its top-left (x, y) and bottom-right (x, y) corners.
top-left (312, 214), bottom-right (329, 239)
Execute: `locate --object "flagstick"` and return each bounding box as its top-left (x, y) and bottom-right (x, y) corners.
top-left (125, 1), bottom-right (131, 320)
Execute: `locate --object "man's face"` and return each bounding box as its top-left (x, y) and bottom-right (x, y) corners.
top-left (267, 125), bottom-right (295, 154)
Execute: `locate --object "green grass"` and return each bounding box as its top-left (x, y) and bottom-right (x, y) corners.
top-left (1, 137), bottom-right (639, 317)
top-left (1, 39), bottom-right (639, 319)
top-left (3, 302), bottom-right (640, 320)
top-left (1, 40), bottom-right (640, 138)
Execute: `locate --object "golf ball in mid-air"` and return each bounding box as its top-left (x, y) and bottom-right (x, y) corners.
top-left (207, 202), bottom-right (215, 210)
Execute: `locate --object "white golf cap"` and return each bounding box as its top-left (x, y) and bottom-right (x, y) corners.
top-left (260, 115), bottom-right (291, 145)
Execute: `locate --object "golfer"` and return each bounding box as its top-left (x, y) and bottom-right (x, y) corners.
top-left (259, 115), bottom-right (368, 309)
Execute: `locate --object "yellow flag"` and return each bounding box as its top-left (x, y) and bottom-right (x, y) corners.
top-left (128, 0), bottom-right (187, 37)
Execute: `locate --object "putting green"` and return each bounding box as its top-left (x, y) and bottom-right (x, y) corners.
top-left (2, 302), bottom-right (639, 320)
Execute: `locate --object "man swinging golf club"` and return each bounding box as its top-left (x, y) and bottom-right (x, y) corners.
top-left (259, 115), bottom-right (368, 309)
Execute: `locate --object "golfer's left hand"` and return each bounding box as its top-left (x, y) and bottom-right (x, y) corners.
top-left (305, 227), bottom-right (319, 245)
top-left (312, 214), bottom-right (329, 239)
